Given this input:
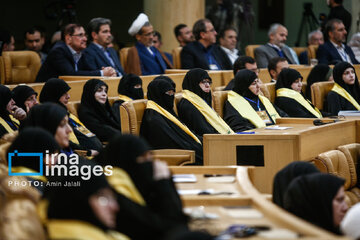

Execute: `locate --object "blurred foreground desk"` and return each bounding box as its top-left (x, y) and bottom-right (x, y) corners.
top-left (170, 166), bottom-right (345, 239)
top-left (203, 118), bottom-right (357, 193)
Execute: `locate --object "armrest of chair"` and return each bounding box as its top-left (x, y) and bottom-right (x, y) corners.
top-left (151, 149), bottom-right (195, 166)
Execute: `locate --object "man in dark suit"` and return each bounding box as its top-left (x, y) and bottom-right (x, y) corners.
top-left (36, 23), bottom-right (116, 82)
top-left (217, 27), bottom-right (241, 70)
top-left (84, 18), bottom-right (125, 77)
top-left (181, 19), bottom-right (227, 70)
top-left (317, 19), bottom-right (359, 65)
top-left (254, 23), bottom-right (298, 68)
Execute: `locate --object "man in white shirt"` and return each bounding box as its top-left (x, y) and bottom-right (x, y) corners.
top-left (218, 27), bottom-right (240, 68)
top-left (317, 18), bottom-right (359, 65)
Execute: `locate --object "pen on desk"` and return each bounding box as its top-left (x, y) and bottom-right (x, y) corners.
top-left (236, 131), bottom-right (255, 134)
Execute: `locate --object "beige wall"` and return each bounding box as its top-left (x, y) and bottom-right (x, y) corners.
top-left (144, 0), bottom-right (205, 53)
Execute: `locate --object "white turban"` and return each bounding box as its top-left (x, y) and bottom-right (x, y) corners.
top-left (128, 13), bottom-right (149, 36)
top-left (341, 203), bottom-right (360, 239)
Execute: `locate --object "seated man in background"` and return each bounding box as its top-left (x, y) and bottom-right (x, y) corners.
top-left (224, 56), bottom-right (259, 90)
top-left (317, 18), bottom-right (359, 65)
top-left (84, 17), bottom-right (125, 77)
top-left (24, 26), bottom-right (47, 63)
top-left (254, 23), bottom-right (298, 68)
top-left (36, 23), bottom-right (116, 82)
top-left (217, 27), bottom-right (240, 69)
top-left (127, 13), bottom-right (173, 75)
top-left (298, 30), bottom-right (324, 64)
top-left (267, 57), bottom-right (289, 83)
top-left (0, 29), bottom-right (15, 52)
top-left (174, 24), bottom-right (194, 47)
top-left (153, 30), bottom-right (173, 65)
top-left (181, 18), bottom-right (227, 70)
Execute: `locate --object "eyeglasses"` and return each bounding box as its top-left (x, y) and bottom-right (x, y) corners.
top-left (71, 33), bottom-right (88, 38)
top-left (200, 80), bottom-right (212, 85)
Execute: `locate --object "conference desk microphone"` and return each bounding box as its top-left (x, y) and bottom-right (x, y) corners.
top-left (313, 119), bottom-right (339, 126)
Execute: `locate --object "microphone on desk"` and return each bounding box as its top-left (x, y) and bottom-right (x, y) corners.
top-left (313, 119), bottom-right (339, 126)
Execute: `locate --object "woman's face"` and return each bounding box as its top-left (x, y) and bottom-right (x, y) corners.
top-left (24, 94), bottom-right (38, 111)
top-left (59, 92), bottom-right (70, 105)
top-left (248, 78), bottom-right (261, 96)
top-left (332, 186), bottom-right (348, 227)
top-left (94, 85), bottom-right (108, 104)
top-left (89, 188), bottom-right (119, 229)
top-left (291, 78), bottom-right (303, 93)
top-left (6, 99), bottom-right (16, 113)
top-left (55, 115), bottom-right (72, 148)
top-left (199, 79), bottom-right (212, 93)
top-left (342, 67), bottom-right (356, 85)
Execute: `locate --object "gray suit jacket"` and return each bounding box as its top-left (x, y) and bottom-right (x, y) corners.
top-left (254, 44), bottom-right (297, 68)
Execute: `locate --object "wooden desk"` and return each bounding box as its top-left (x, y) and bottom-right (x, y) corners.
top-left (170, 166), bottom-right (344, 239)
top-left (203, 118), bottom-right (357, 193)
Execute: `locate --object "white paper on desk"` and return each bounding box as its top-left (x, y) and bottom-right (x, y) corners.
top-left (338, 110), bottom-right (360, 116)
top-left (225, 208), bottom-right (263, 219)
top-left (177, 189), bottom-right (214, 195)
top-left (257, 228), bottom-right (298, 239)
top-left (172, 174), bottom-right (197, 183)
top-left (206, 176), bottom-right (235, 183)
top-left (264, 125), bottom-right (292, 130)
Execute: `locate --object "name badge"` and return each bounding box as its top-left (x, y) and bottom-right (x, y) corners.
top-left (257, 110), bottom-right (271, 124)
top-left (75, 125), bottom-right (96, 137)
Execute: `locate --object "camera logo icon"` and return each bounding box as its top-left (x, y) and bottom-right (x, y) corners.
top-left (8, 150), bottom-right (43, 176)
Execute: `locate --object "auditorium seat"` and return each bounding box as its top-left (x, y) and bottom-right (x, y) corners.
top-left (260, 82), bottom-right (275, 103)
top-left (245, 45), bottom-right (260, 59)
top-left (292, 47), bottom-right (307, 57)
top-left (171, 47), bottom-right (182, 69)
top-left (310, 82), bottom-right (334, 110)
top-left (66, 101), bottom-right (81, 118)
top-left (119, 47), bottom-right (130, 72)
top-left (259, 68), bottom-right (271, 83)
top-left (308, 45), bottom-right (318, 61)
top-left (0, 51), bottom-right (41, 84)
top-left (312, 150), bottom-right (360, 206)
top-left (212, 90), bottom-right (229, 118)
top-left (152, 149), bottom-right (195, 165)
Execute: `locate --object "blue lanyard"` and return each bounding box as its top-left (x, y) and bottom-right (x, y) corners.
top-left (337, 47), bottom-right (349, 62)
top-left (244, 97), bottom-right (261, 111)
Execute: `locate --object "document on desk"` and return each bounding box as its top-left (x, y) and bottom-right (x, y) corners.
top-left (224, 207), bottom-right (263, 219)
top-left (264, 125), bottom-right (292, 130)
top-left (177, 189), bottom-right (214, 195)
top-left (338, 110), bottom-right (360, 116)
top-left (172, 174), bottom-right (197, 183)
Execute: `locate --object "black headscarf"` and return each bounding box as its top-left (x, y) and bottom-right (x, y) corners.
top-left (284, 173), bottom-right (345, 234)
top-left (11, 85), bottom-right (38, 112)
top-left (95, 134), bottom-right (152, 196)
top-left (147, 79), bottom-right (176, 116)
top-left (154, 75), bottom-right (176, 90)
top-left (21, 102), bottom-right (67, 136)
top-left (39, 78), bottom-right (70, 109)
top-left (81, 79), bottom-right (119, 126)
top-left (306, 64), bottom-right (332, 100)
top-left (182, 68), bottom-right (212, 105)
top-left (275, 68), bottom-right (303, 90)
top-left (46, 158), bottom-right (112, 230)
top-left (233, 69), bottom-right (258, 99)
top-left (7, 127), bottom-right (60, 170)
top-left (0, 85), bottom-right (13, 120)
top-left (118, 74), bottom-right (144, 100)
top-left (333, 62), bottom-right (360, 103)
top-left (273, 161), bottom-right (319, 208)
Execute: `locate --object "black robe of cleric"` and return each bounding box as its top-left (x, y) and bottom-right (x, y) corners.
top-left (39, 78), bottom-right (102, 152)
top-left (275, 68), bottom-right (323, 118)
top-left (327, 62), bottom-right (360, 115)
top-left (177, 68), bottom-right (233, 135)
top-left (140, 79), bottom-right (203, 165)
top-left (223, 69), bottom-right (285, 132)
top-left (78, 79), bottom-right (121, 142)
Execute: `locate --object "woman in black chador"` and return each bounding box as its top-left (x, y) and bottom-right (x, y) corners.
top-left (327, 62), bottom-right (360, 115)
top-left (78, 79), bottom-right (121, 142)
top-left (140, 79), bottom-right (203, 164)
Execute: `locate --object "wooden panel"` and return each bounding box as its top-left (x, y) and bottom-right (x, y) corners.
top-left (144, 0), bottom-right (204, 53)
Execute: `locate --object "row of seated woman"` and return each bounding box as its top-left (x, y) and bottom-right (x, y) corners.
top-left (0, 125), bottom-right (205, 240)
top-left (272, 161), bottom-right (360, 239)
top-left (1, 62), bottom-right (359, 163)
